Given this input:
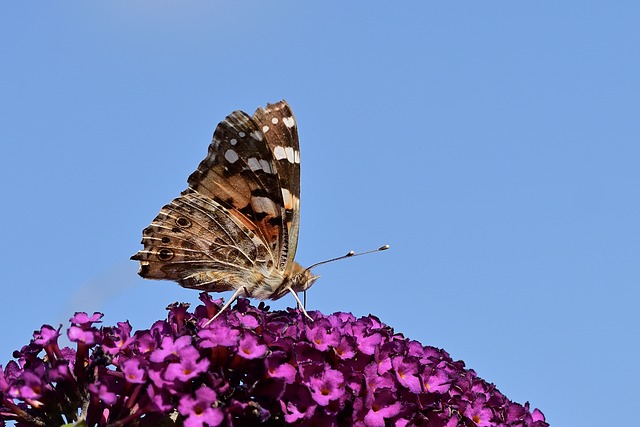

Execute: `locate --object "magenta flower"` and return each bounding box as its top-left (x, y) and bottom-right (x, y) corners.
top-left (164, 350), bottom-right (210, 382)
top-left (421, 367), bottom-right (451, 393)
top-left (364, 362), bottom-right (395, 391)
top-left (306, 318), bottom-right (341, 351)
top-left (150, 335), bottom-right (193, 362)
top-left (102, 321), bottom-right (135, 355)
top-left (265, 351), bottom-right (297, 383)
top-left (392, 355), bottom-right (422, 393)
top-left (0, 294), bottom-right (548, 427)
top-left (465, 396), bottom-right (494, 427)
top-left (198, 322), bottom-right (240, 347)
top-left (308, 368), bottom-right (344, 406)
top-left (121, 357), bottom-right (146, 383)
top-left (70, 312), bottom-right (103, 327)
top-left (353, 323), bottom-right (383, 355)
top-left (280, 383), bottom-right (317, 423)
top-left (335, 335), bottom-right (357, 359)
top-left (67, 325), bottom-right (98, 345)
top-left (178, 385), bottom-right (223, 427)
top-left (361, 389), bottom-right (403, 426)
top-left (87, 381), bottom-right (117, 405)
top-left (9, 371), bottom-right (44, 400)
top-left (237, 332), bottom-right (267, 359)
top-left (134, 330), bottom-right (158, 355)
top-left (32, 325), bottom-right (60, 347)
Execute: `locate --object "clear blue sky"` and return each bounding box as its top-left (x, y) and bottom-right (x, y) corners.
top-left (1, 3), bottom-right (638, 426)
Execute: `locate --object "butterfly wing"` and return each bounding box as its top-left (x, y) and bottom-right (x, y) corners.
top-left (251, 101), bottom-right (301, 268)
top-left (184, 109), bottom-right (287, 266)
top-left (131, 192), bottom-right (274, 292)
top-left (132, 101), bottom-right (300, 293)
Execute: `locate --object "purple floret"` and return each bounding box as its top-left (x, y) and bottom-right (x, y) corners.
top-left (0, 294), bottom-right (548, 426)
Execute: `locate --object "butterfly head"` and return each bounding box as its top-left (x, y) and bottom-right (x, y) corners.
top-left (287, 262), bottom-right (320, 293)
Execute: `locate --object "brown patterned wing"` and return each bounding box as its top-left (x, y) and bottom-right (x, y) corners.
top-left (251, 101), bottom-right (301, 268)
top-left (184, 109), bottom-right (287, 269)
top-left (131, 192), bottom-right (275, 292)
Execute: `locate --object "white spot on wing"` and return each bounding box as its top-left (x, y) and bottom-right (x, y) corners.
top-left (250, 131), bottom-right (264, 141)
top-left (271, 117), bottom-right (279, 124)
top-left (247, 157), bottom-right (261, 171)
top-left (273, 146), bottom-right (287, 160)
top-left (230, 138), bottom-right (237, 145)
top-left (259, 159), bottom-right (272, 173)
top-left (262, 125), bottom-right (269, 132)
top-left (294, 150), bottom-right (300, 164)
top-left (247, 157), bottom-right (274, 174)
top-left (238, 132), bottom-right (246, 138)
top-left (283, 117), bottom-right (295, 128)
top-left (225, 149), bottom-right (239, 163)
top-left (284, 146), bottom-right (295, 163)
top-left (282, 188), bottom-right (293, 209)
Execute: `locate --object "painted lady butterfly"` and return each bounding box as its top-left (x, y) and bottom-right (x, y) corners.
top-left (131, 100), bottom-right (387, 322)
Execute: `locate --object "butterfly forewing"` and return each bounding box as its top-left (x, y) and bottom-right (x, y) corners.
top-left (252, 102), bottom-right (301, 268)
top-left (184, 109), bottom-right (287, 267)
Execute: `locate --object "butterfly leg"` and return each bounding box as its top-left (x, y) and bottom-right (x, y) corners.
top-left (203, 287), bottom-right (245, 326)
top-left (287, 288), bottom-right (313, 321)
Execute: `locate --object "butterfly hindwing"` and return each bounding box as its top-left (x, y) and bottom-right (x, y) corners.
top-left (131, 192), bottom-right (275, 292)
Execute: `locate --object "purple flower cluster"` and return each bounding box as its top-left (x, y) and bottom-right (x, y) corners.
top-left (0, 294), bottom-right (548, 426)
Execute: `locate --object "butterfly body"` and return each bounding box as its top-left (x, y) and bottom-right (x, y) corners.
top-left (132, 101), bottom-right (318, 318)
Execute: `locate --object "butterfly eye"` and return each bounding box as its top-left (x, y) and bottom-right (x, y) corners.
top-left (157, 249), bottom-right (174, 261)
top-left (175, 217), bottom-right (192, 228)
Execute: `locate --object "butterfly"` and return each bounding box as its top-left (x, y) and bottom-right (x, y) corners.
top-left (131, 100), bottom-right (321, 321)
top-left (132, 100), bottom-right (389, 323)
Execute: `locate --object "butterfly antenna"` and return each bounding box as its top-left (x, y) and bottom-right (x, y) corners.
top-left (301, 244), bottom-right (389, 321)
top-left (304, 244), bottom-right (390, 273)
